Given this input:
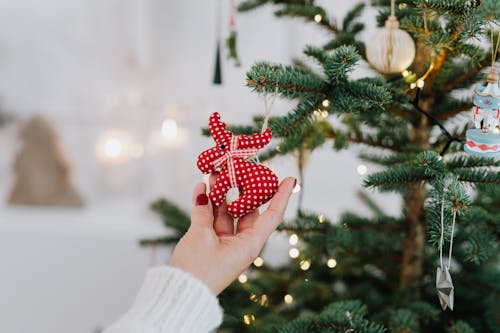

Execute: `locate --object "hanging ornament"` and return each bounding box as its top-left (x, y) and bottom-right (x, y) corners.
top-left (436, 193), bottom-right (457, 311)
top-left (464, 29), bottom-right (500, 157)
top-left (225, 0), bottom-right (241, 67)
top-left (365, 0), bottom-right (415, 74)
top-left (213, 0), bottom-right (223, 84)
top-left (197, 112), bottom-right (279, 219)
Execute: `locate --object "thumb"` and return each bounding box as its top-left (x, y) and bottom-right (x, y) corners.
top-left (190, 182), bottom-right (214, 229)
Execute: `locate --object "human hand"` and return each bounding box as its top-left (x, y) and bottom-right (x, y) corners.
top-left (169, 176), bottom-right (296, 295)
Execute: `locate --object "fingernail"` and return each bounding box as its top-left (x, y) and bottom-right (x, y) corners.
top-left (196, 193), bottom-right (209, 206)
top-left (293, 178), bottom-right (297, 188)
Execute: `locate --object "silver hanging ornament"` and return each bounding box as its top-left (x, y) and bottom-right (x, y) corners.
top-left (436, 193), bottom-right (457, 311)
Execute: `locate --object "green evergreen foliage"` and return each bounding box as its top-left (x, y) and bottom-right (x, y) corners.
top-left (144, 1), bottom-right (500, 332)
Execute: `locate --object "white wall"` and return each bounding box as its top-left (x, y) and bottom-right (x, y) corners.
top-left (0, 1), bottom-right (401, 332)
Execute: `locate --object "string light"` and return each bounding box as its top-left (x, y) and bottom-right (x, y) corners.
top-left (313, 110), bottom-right (321, 117)
top-left (416, 79), bottom-right (425, 88)
top-left (356, 164), bottom-right (368, 175)
top-left (238, 273), bottom-right (248, 283)
top-left (289, 234), bottom-right (299, 245)
top-left (322, 99), bottom-right (330, 107)
top-left (259, 294), bottom-right (269, 307)
top-left (300, 259), bottom-right (311, 271)
top-left (327, 258), bottom-right (338, 268)
top-left (318, 215), bottom-right (326, 223)
top-left (253, 257), bottom-right (264, 267)
top-left (321, 110), bottom-right (329, 118)
top-left (402, 70), bottom-right (409, 78)
top-left (314, 14), bottom-right (322, 23)
top-left (284, 294), bottom-right (294, 304)
top-left (243, 314), bottom-right (255, 325)
top-left (275, 145), bottom-right (281, 152)
top-left (289, 248), bottom-right (300, 259)
top-left (410, 83), bottom-right (417, 89)
top-left (292, 183), bottom-right (301, 194)
top-left (161, 118), bottom-right (178, 141)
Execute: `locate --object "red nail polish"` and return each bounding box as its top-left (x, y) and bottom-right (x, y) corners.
top-left (196, 193), bottom-right (209, 206)
top-left (293, 178), bottom-right (297, 188)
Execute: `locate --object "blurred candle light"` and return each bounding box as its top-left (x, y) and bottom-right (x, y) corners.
top-left (96, 131), bottom-right (132, 164)
top-left (161, 118), bottom-right (178, 141)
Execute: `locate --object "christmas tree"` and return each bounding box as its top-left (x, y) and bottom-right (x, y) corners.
top-left (143, 1), bottom-right (500, 332)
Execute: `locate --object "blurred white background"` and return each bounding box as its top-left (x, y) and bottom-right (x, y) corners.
top-left (0, 1), bottom-right (401, 332)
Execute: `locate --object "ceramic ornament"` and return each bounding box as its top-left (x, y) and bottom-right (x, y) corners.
top-left (465, 69), bottom-right (500, 157)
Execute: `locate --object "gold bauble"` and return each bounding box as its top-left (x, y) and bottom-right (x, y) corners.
top-left (366, 16), bottom-right (416, 74)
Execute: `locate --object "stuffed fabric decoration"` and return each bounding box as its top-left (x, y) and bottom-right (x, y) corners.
top-left (197, 112), bottom-right (279, 218)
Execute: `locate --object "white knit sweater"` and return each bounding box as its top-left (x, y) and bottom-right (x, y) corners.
top-left (104, 266), bottom-right (223, 333)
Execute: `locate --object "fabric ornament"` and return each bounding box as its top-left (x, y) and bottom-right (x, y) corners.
top-left (365, 0), bottom-right (415, 74)
top-left (197, 112), bottom-right (279, 219)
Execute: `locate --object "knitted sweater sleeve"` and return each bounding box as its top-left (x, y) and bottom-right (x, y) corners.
top-left (103, 266), bottom-right (223, 333)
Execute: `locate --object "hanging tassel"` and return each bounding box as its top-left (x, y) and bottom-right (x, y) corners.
top-left (213, 41), bottom-right (222, 85)
top-left (213, 0), bottom-right (222, 85)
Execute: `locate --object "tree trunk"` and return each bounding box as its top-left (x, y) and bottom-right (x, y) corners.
top-left (400, 114), bottom-right (430, 289)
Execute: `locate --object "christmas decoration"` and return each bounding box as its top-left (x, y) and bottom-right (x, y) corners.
top-left (197, 112), bottom-right (278, 218)
top-left (436, 192), bottom-right (457, 311)
top-left (365, 0), bottom-right (415, 74)
top-left (146, 1), bottom-right (500, 332)
top-left (464, 29), bottom-right (500, 157)
top-left (213, 0), bottom-right (223, 84)
top-left (8, 115), bottom-right (84, 207)
top-left (226, 0), bottom-right (241, 66)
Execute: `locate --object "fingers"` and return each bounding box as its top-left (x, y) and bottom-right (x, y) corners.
top-left (248, 177), bottom-right (296, 244)
top-left (190, 182), bottom-right (214, 229)
top-left (209, 174), bottom-right (234, 235)
top-left (236, 209), bottom-right (259, 233)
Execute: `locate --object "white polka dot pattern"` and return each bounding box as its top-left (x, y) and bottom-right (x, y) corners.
top-left (196, 112), bottom-right (279, 218)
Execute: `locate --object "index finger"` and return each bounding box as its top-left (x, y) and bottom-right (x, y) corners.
top-left (248, 177), bottom-right (296, 243)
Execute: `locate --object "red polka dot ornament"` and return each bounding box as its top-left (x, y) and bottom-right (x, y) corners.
top-left (197, 112), bottom-right (279, 219)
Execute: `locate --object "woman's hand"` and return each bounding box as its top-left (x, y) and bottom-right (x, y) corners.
top-left (169, 176), bottom-right (296, 295)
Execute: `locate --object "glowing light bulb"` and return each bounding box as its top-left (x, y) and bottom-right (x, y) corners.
top-left (321, 110), bottom-right (329, 118)
top-left (243, 314), bottom-right (255, 325)
top-left (104, 138), bottom-right (123, 158)
top-left (327, 258), bottom-right (337, 268)
top-left (417, 79), bottom-right (425, 88)
top-left (322, 99), bottom-right (330, 107)
top-left (289, 248), bottom-right (300, 258)
top-left (357, 164), bottom-right (368, 175)
top-left (161, 118), bottom-right (178, 140)
top-left (402, 70), bottom-right (409, 78)
top-left (300, 259), bottom-right (311, 271)
top-left (284, 294), bottom-right (294, 304)
top-left (238, 273), bottom-right (248, 283)
top-left (292, 184), bottom-right (301, 194)
top-left (313, 110), bottom-right (321, 117)
top-left (410, 83), bottom-right (416, 89)
top-left (314, 14), bottom-right (322, 23)
top-left (289, 234), bottom-right (299, 245)
top-left (318, 215), bottom-right (326, 223)
top-left (253, 257), bottom-right (264, 267)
